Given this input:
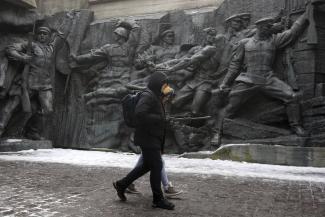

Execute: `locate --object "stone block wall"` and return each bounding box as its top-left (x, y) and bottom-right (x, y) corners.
top-left (34, 0), bottom-right (222, 20)
top-left (89, 0), bottom-right (222, 20)
top-left (36, 0), bottom-right (89, 15)
top-left (315, 5), bottom-right (325, 94)
top-left (215, 0), bottom-right (285, 26)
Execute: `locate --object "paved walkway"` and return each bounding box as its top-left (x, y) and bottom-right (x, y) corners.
top-left (0, 160), bottom-right (324, 217)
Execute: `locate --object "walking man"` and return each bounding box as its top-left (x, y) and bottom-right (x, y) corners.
top-left (113, 71), bottom-right (175, 210)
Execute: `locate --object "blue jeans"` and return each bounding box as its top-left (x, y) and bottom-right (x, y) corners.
top-left (135, 153), bottom-right (169, 190)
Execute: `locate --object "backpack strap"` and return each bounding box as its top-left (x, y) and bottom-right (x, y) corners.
top-left (143, 88), bottom-right (160, 103)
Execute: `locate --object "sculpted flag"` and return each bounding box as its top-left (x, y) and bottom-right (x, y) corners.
top-left (307, 0), bottom-right (325, 44)
top-left (3, 0), bottom-right (37, 9)
top-left (312, 0), bottom-right (325, 4)
top-left (0, 2), bottom-right (40, 28)
top-left (285, 0), bottom-right (325, 44)
top-left (284, 0), bottom-right (325, 12)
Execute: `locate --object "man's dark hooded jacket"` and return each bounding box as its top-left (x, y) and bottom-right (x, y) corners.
top-left (134, 71), bottom-right (167, 152)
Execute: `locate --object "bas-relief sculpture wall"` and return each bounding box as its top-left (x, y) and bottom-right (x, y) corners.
top-left (89, 0), bottom-right (221, 19)
top-left (1, 0), bottom-right (324, 152)
top-left (211, 0), bottom-right (325, 147)
top-left (77, 7), bottom-right (223, 151)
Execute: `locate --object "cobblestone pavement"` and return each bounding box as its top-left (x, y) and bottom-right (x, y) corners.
top-left (0, 160), bottom-right (324, 217)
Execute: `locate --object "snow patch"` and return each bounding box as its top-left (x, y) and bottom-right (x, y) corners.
top-left (6, 139), bottom-right (23, 143)
top-left (0, 149), bottom-right (324, 183)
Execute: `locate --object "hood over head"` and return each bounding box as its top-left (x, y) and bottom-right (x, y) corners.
top-left (147, 71), bottom-right (168, 96)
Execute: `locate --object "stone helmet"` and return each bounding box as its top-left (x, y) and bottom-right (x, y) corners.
top-left (225, 14), bottom-right (242, 23)
top-left (37, 26), bottom-right (51, 34)
top-left (224, 14), bottom-right (243, 30)
top-left (238, 13), bottom-right (251, 21)
top-left (203, 27), bottom-right (217, 36)
top-left (113, 27), bottom-right (129, 39)
top-left (255, 17), bottom-right (274, 26)
top-left (160, 29), bottom-right (175, 39)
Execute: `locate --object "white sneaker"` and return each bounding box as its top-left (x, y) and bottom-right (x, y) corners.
top-left (164, 182), bottom-right (182, 197)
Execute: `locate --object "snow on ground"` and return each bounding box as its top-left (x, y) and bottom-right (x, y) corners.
top-left (0, 149), bottom-right (324, 183)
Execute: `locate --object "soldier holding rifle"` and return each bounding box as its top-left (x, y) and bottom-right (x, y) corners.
top-left (1, 25), bottom-right (66, 139)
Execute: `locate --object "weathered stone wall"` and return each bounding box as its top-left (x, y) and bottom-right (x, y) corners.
top-left (0, 1), bottom-right (41, 31)
top-left (35, 0), bottom-right (89, 15)
top-left (34, 0), bottom-right (222, 20)
top-left (315, 5), bottom-right (325, 95)
top-left (89, 0), bottom-right (222, 20)
top-left (216, 0), bottom-right (285, 22)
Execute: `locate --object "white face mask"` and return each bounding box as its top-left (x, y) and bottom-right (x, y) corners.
top-left (161, 84), bottom-right (174, 96)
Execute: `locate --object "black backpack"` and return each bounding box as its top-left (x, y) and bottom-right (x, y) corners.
top-left (121, 91), bottom-right (145, 128)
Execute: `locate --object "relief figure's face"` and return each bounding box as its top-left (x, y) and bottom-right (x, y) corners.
top-left (206, 34), bottom-right (215, 45)
top-left (230, 20), bottom-right (242, 32)
top-left (113, 32), bottom-right (127, 44)
top-left (257, 23), bottom-right (273, 37)
top-left (162, 32), bottom-right (175, 45)
top-left (37, 31), bottom-right (50, 43)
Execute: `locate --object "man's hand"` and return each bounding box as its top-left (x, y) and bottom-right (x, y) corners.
top-left (165, 115), bottom-right (172, 123)
top-left (219, 83), bottom-right (229, 91)
top-left (66, 9), bottom-right (78, 19)
top-left (146, 61), bottom-right (156, 72)
top-left (55, 30), bottom-right (65, 38)
top-left (164, 67), bottom-right (174, 74)
top-left (20, 54), bottom-right (32, 63)
top-left (114, 19), bottom-right (134, 30)
top-left (69, 54), bottom-right (80, 67)
top-left (70, 54), bottom-right (78, 62)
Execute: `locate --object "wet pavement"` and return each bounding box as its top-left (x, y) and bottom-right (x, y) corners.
top-left (0, 160), bottom-right (324, 217)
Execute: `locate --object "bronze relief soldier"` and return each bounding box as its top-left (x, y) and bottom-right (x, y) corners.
top-left (238, 13), bottom-right (257, 37)
top-left (2, 26), bottom-right (63, 139)
top-left (70, 20), bottom-right (142, 149)
top-left (132, 29), bottom-right (182, 83)
top-left (166, 29), bottom-right (220, 116)
top-left (217, 9), bottom-right (311, 141)
top-left (214, 14), bottom-right (247, 78)
top-left (144, 29), bottom-right (181, 64)
top-left (72, 21), bottom-right (140, 90)
top-left (71, 20), bottom-right (142, 105)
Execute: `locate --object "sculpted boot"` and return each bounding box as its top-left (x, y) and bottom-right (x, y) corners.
top-left (286, 103), bottom-right (307, 137)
